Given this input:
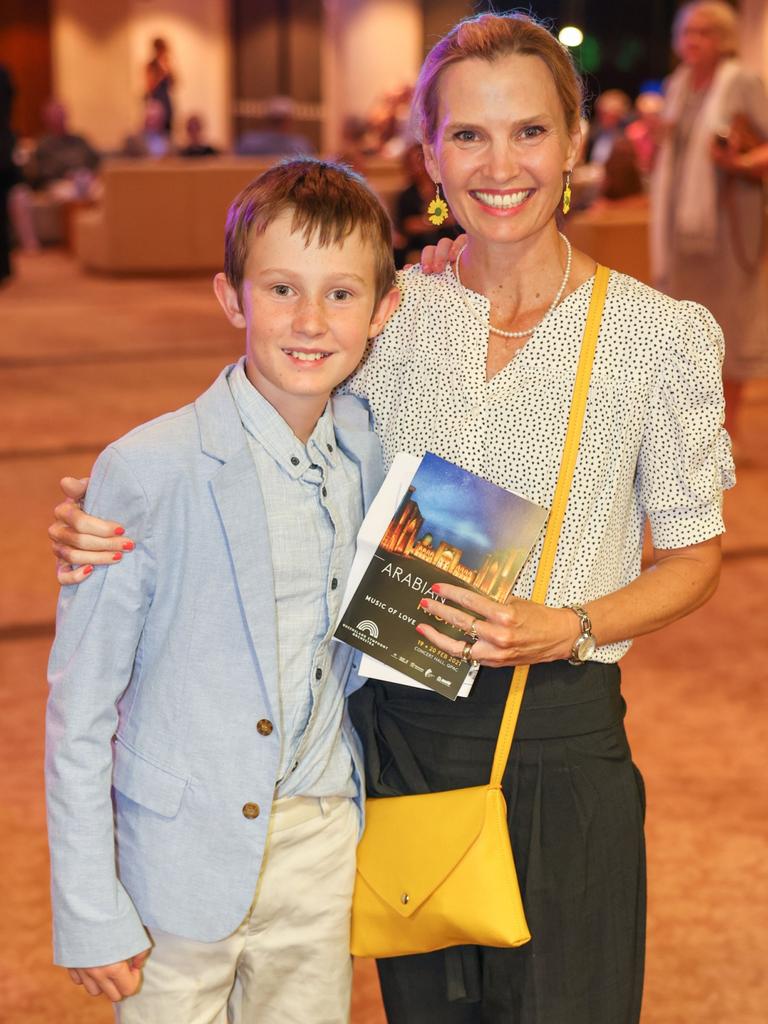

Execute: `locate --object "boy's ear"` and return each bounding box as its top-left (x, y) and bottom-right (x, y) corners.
top-left (368, 286), bottom-right (400, 340)
top-left (213, 273), bottom-right (246, 328)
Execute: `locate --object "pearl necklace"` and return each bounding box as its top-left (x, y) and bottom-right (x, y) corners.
top-left (453, 232), bottom-right (573, 339)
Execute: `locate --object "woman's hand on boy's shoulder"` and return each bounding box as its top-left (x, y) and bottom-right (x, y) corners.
top-left (404, 234), bottom-right (467, 274)
top-left (50, 476), bottom-right (134, 586)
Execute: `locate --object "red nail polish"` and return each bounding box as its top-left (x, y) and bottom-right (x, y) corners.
top-left (122, 541), bottom-right (135, 551)
top-left (83, 565), bottom-right (93, 576)
top-left (415, 625), bottom-right (426, 635)
top-left (112, 552), bottom-right (123, 561)
top-left (431, 584), bottom-right (441, 594)
top-left (418, 598), bottom-right (429, 608)
top-left (114, 527), bottom-right (125, 536)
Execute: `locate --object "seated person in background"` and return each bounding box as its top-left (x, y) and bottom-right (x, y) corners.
top-left (393, 141), bottom-right (461, 268)
top-left (600, 137), bottom-right (645, 201)
top-left (25, 100), bottom-right (99, 192)
top-left (585, 89), bottom-right (632, 167)
top-left (626, 91), bottom-right (663, 180)
top-left (179, 114), bottom-right (219, 158)
top-left (236, 96), bottom-right (313, 157)
top-left (122, 100), bottom-right (174, 158)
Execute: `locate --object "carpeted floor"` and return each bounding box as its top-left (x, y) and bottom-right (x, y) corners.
top-left (1, 250), bottom-right (766, 1023)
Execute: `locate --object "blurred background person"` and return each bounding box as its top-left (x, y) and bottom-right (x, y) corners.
top-left (0, 63), bottom-right (19, 282)
top-left (24, 99), bottom-right (99, 192)
top-left (145, 37), bottom-right (175, 135)
top-left (236, 95), bottom-right (313, 156)
top-left (122, 99), bottom-right (175, 158)
top-left (585, 89), bottom-right (632, 166)
top-left (393, 140), bottom-right (461, 267)
top-left (650, 0), bottom-right (768, 444)
top-left (178, 113), bottom-right (219, 158)
top-left (626, 90), bottom-right (664, 181)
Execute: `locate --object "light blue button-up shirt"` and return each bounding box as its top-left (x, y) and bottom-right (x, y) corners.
top-left (228, 359), bottom-right (362, 799)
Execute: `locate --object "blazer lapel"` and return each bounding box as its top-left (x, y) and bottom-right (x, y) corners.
top-left (195, 368), bottom-right (280, 703)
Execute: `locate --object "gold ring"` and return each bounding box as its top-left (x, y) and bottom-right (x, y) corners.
top-left (467, 618), bottom-right (479, 641)
top-left (461, 640), bottom-right (476, 664)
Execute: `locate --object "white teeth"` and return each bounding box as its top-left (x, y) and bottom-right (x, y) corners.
top-left (286, 350), bottom-right (327, 361)
top-left (473, 190), bottom-right (529, 208)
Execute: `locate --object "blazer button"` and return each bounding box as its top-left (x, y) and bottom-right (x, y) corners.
top-left (256, 719), bottom-right (273, 736)
top-left (242, 802), bottom-right (260, 819)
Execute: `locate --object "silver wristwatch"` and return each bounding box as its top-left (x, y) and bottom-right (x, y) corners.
top-left (566, 605), bottom-right (596, 665)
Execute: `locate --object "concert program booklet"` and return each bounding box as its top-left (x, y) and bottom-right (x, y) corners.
top-left (334, 452), bottom-right (548, 700)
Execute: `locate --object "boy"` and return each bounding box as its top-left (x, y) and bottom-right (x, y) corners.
top-left (46, 158), bottom-right (399, 1023)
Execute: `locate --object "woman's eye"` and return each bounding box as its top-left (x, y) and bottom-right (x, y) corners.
top-left (453, 129), bottom-right (479, 143)
top-left (520, 125), bottom-right (545, 140)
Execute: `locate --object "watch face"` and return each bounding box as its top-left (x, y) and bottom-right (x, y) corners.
top-left (576, 635), bottom-right (597, 660)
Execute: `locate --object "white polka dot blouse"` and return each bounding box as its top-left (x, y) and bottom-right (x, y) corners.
top-left (340, 265), bottom-right (735, 662)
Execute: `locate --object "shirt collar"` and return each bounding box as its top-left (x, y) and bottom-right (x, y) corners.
top-left (228, 357), bottom-right (339, 476)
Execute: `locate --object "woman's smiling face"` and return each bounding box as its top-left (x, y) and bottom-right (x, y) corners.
top-left (423, 53), bottom-right (580, 247)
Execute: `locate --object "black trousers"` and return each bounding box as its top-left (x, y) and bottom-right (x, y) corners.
top-left (349, 661), bottom-right (646, 1024)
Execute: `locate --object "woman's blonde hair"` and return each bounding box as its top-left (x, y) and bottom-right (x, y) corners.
top-left (673, 1), bottom-right (740, 58)
top-left (411, 12), bottom-right (584, 144)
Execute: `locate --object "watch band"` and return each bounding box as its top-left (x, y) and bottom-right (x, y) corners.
top-left (566, 604), bottom-right (594, 665)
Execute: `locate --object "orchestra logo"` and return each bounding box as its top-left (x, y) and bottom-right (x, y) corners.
top-left (355, 620), bottom-right (380, 638)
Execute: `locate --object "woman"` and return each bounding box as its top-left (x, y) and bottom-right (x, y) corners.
top-left (50, 13), bottom-right (732, 1024)
top-left (145, 37), bottom-right (175, 135)
top-left (650, 0), bottom-right (768, 443)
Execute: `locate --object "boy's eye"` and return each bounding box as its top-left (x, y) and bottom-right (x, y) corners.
top-left (271, 284), bottom-right (293, 297)
top-left (330, 289), bottom-right (353, 301)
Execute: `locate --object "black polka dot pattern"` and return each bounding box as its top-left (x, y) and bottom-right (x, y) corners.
top-left (341, 266), bottom-right (736, 661)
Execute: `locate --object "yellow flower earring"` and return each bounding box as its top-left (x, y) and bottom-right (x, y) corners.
top-left (427, 183), bottom-right (450, 226)
top-left (562, 171), bottom-right (572, 215)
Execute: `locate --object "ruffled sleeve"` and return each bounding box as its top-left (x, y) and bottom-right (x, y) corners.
top-left (636, 300), bottom-right (736, 549)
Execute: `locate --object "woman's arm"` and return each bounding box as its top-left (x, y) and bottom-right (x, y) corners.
top-left (416, 535), bottom-right (722, 666)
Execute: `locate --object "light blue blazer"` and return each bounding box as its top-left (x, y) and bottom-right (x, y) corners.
top-left (46, 365), bottom-right (385, 967)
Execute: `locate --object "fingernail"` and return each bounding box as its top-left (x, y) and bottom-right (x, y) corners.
top-left (83, 565), bottom-right (93, 576)
top-left (418, 598), bottom-right (429, 608)
top-left (415, 625), bottom-right (426, 635)
top-left (122, 541), bottom-right (135, 551)
top-left (112, 552), bottom-right (123, 561)
top-left (114, 526), bottom-right (125, 536)
top-left (431, 583), bottom-right (441, 594)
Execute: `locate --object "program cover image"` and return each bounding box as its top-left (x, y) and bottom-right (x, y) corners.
top-left (335, 452), bottom-right (548, 700)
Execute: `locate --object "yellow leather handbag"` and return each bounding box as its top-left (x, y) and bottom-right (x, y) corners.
top-left (350, 265), bottom-right (611, 960)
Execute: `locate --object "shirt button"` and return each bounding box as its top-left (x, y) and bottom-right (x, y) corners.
top-left (256, 719), bottom-right (273, 736)
top-left (321, 486), bottom-right (327, 497)
top-left (331, 577), bottom-right (338, 590)
top-left (327, 443), bottom-right (333, 452)
top-left (290, 456), bottom-right (300, 466)
top-left (242, 802), bottom-right (260, 819)
top-left (315, 667), bottom-right (323, 680)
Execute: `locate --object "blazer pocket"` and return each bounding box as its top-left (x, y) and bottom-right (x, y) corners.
top-left (112, 737), bottom-right (189, 818)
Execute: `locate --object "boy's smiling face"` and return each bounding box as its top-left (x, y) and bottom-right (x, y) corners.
top-left (215, 210), bottom-right (398, 441)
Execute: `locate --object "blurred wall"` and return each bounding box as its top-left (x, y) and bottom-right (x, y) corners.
top-left (323, 0), bottom-right (422, 151)
top-left (0, 0), bottom-right (52, 138)
top-left (740, 0), bottom-right (768, 84)
top-left (51, 0), bottom-right (231, 151)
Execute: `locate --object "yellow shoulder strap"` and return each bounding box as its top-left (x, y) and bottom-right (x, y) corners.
top-left (489, 264), bottom-right (610, 788)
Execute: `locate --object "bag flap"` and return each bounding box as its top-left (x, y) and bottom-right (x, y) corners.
top-left (356, 785), bottom-right (493, 918)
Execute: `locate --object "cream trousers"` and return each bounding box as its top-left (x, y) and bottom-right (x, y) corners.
top-left (116, 795), bottom-right (358, 1024)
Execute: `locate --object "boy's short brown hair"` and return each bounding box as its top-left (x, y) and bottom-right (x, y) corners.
top-left (224, 157), bottom-right (395, 307)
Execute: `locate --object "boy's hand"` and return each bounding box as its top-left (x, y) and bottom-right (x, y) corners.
top-left (68, 949), bottom-right (150, 1001)
top-left (49, 476), bottom-right (134, 585)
